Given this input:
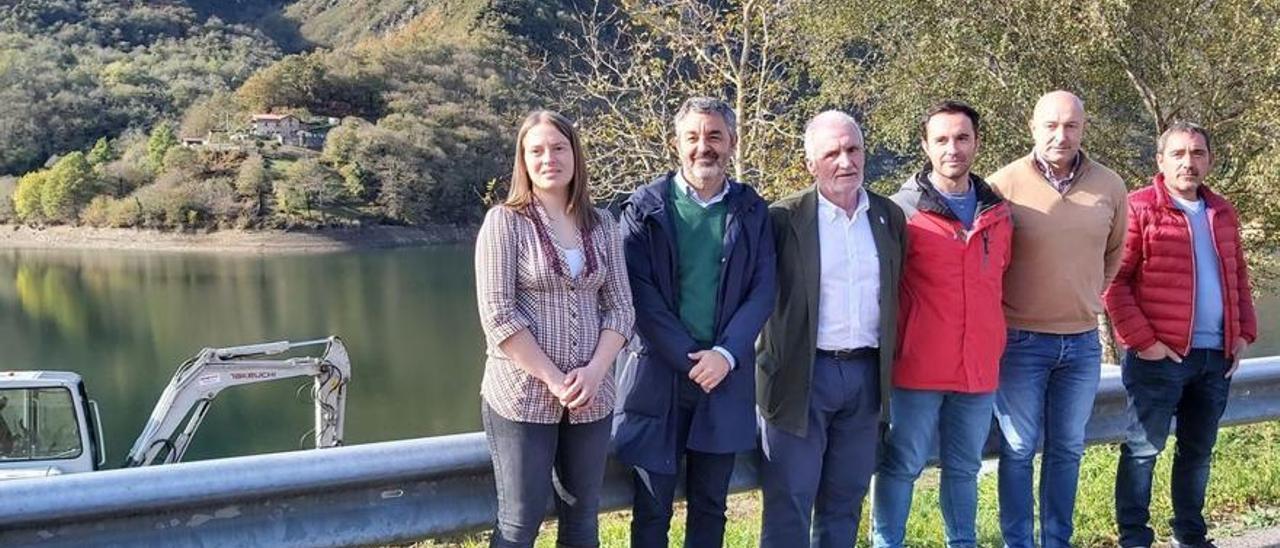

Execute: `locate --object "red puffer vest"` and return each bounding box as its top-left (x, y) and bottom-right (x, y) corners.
top-left (890, 170), bottom-right (1013, 393)
top-left (1103, 174), bottom-right (1257, 357)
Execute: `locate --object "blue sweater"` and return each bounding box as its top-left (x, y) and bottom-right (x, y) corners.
top-left (1173, 196), bottom-right (1225, 349)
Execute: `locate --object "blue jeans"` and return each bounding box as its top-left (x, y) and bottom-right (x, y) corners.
top-left (994, 328), bottom-right (1101, 548)
top-left (759, 352), bottom-right (881, 548)
top-left (630, 378), bottom-right (737, 548)
top-left (872, 388), bottom-right (996, 548)
top-left (483, 401), bottom-right (612, 548)
top-left (1115, 349), bottom-right (1231, 547)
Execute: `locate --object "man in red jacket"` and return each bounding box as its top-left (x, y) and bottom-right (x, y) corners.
top-left (871, 101), bottom-right (1013, 547)
top-left (1103, 122), bottom-right (1257, 548)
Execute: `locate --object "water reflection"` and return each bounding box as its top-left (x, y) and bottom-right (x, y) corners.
top-left (0, 247), bottom-right (485, 466)
top-left (14, 263), bottom-right (92, 340)
top-left (0, 247), bottom-right (1273, 467)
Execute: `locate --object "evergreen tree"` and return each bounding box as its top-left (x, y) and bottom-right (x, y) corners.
top-left (41, 152), bottom-right (96, 222)
top-left (88, 138), bottom-right (113, 166)
top-left (13, 171), bottom-right (49, 222)
top-left (147, 123), bottom-right (180, 171)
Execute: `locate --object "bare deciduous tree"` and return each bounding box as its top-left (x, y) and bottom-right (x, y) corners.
top-left (549, 0), bottom-right (814, 202)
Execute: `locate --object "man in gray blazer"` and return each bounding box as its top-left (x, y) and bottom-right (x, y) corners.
top-left (756, 110), bottom-right (906, 547)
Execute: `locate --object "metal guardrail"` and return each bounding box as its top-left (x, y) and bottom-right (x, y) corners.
top-left (2, 358), bottom-right (1279, 546)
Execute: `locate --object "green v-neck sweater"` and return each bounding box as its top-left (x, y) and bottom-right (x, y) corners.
top-left (671, 184), bottom-right (727, 346)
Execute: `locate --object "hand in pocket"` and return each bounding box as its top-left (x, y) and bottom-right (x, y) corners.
top-left (1136, 341), bottom-right (1182, 363)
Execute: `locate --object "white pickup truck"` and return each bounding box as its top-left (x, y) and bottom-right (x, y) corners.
top-left (0, 336), bottom-right (351, 480)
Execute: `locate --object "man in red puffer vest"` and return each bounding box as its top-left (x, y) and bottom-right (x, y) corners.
top-left (1103, 122), bottom-right (1257, 548)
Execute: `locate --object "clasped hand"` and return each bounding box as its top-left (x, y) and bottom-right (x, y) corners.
top-left (688, 350), bottom-right (730, 393)
top-left (545, 363), bottom-right (607, 409)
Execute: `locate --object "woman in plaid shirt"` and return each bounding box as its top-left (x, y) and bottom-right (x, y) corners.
top-left (474, 110), bottom-right (634, 548)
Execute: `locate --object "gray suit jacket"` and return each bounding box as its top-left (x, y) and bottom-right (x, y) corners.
top-left (756, 185), bottom-right (906, 437)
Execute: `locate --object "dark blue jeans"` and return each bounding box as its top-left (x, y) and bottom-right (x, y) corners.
top-left (993, 328), bottom-right (1101, 548)
top-left (630, 378), bottom-right (737, 548)
top-left (483, 401), bottom-right (613, 548)
top-left (1115, 348), bottom-right (1232, 547)
top-left (759, 352), bottom-right (881, 548)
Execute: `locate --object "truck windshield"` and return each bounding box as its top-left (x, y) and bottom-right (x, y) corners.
top-left (0, 387), bottom-right (83, 461)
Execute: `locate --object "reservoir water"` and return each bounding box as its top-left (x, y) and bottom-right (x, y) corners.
top-left (0, 246), bottom-right (1274, 466)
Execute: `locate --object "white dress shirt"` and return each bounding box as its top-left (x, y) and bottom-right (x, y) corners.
top-left (672, 171), bottom-right (738, 369)
top-left (816, 187), bottom-right (881, 350)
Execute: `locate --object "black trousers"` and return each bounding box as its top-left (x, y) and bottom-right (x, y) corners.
top-left (483, 401), bottom-right (612, 548)
top-left (630, 378), bottom-right (737, 548)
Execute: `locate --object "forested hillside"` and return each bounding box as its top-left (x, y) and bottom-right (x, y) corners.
top-left (0, 0), bottom-right (553, 229)
top-left (2, 0), bottom-right (1278, 288)
top-left (0, 1), bottom-right (283, 175)
top-left (284, 0), bottom-right (449, 46)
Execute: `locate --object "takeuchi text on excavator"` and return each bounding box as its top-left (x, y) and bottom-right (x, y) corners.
top-left (0, 336), bottom-right (351, 480)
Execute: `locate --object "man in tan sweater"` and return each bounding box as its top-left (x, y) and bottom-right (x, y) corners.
top-left (988, 90), bottom-right (1128, 548)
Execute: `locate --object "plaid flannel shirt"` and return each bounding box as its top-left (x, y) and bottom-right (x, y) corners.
top-left (1034, 151), bottom-right (1083, 193)
top-left (474, 203), bottom-right (634, 424)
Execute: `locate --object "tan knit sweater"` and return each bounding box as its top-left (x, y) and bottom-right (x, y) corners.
top-left (988, 152), bottom-right (1128, 334)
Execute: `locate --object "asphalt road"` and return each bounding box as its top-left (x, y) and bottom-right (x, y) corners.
top-left (1220, 526), bottom-right (1280, 547)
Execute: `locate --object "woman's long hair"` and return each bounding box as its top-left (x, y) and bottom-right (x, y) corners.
top-left (504, 110), bottom-right (598, 233)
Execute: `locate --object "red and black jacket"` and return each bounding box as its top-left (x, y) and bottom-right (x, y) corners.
top-left (890, 168), bottom-right (1013, 393)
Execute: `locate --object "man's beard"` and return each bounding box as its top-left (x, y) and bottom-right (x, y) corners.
top-left (688, 160), bottom-right (726, 181)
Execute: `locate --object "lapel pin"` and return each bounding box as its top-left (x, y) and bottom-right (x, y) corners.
top-left (879, 216), bottom-right (886, 224)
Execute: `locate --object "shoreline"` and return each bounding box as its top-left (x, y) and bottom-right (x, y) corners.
top-left (0, 224), bottom-right (478, 254)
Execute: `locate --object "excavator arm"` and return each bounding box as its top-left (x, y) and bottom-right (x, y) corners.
top-left (123, 336), bottom-right (351, 467)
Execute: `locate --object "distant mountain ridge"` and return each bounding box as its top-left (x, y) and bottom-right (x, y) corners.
top-left (286, 0), bottom-right (437, 46)
top-left (0, 0), bottom-right (461, 52)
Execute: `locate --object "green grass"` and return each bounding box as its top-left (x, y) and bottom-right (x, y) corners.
top-left (426, 421), bottom-right (1280, 547)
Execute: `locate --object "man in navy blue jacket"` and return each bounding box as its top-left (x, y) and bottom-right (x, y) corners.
top-left (615, 97), bottom-right (776, 547)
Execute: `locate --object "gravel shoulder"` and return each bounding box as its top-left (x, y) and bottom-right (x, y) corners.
top-left (1219, 526), bottom-right (1280, 547)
